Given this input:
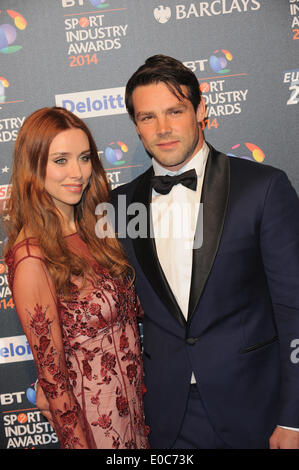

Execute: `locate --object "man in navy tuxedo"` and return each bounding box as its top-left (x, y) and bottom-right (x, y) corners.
top-left (111, 55), bottom-right (299, 449)
top-left (37, 55), bottom-right (299, 449)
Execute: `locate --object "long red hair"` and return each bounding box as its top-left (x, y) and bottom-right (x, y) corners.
top-left (4, 107), bottom-right (132, 295)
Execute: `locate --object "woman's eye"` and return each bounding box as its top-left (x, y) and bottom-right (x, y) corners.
top-left (54, 158), bottom-right (66, 165)
top-left (80, 154), bottom-right (91, 162)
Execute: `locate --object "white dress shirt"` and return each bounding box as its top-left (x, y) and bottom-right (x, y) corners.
top-left (151, 143), bottom-right (209, 384)
top-left (151, 142), bottom-right (209, 320)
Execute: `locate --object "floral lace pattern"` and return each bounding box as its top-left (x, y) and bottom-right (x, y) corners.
top-left (6, 234), bottom-right (149, 449)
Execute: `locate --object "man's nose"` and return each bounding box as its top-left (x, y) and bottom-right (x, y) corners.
top-left (156, 116), bottom-right (171, 135)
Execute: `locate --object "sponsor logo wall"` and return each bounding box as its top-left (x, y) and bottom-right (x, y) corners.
top-left (0, 0), bottom-right (298, 449)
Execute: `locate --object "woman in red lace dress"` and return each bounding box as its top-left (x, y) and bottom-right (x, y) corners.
top-left (4, 107), bottom-right (149, 449)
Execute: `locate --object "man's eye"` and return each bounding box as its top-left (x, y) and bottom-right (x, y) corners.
top-left (140, 115), bottom-right (153, 122)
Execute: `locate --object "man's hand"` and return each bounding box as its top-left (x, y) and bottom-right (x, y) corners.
top-left (269, 426), bottom-right (299, 449)
top-left (36, 382), bottom-right (54, 428)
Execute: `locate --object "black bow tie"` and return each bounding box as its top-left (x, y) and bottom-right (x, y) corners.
top-left (151, 168), bottom-right (197, 195)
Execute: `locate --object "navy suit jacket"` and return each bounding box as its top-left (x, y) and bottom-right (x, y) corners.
top-left (111, 145), bottom-right (299, 449)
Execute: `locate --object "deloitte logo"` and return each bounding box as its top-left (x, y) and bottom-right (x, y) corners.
top-left (0, 335), bottom-right (33, 364)
top-left (55, 87), bottom-right (126, 119)
top-left (228, 143), bottom-right (265, 163)
top-left (209, 49), bottom-right (233, 74)
top-left (105, 141), bottom-right (128, 166)
top-left (0, 77), bottom-right (9, 103)
top-left (153, 5), bottom-right (171, 23)
top-left (89, 0), bottom-right (109, 8)
top-left (0, 10), bottom-right (27, 54)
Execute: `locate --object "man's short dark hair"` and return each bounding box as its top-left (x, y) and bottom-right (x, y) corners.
top-left (125, 54), bottom-right (202, 123)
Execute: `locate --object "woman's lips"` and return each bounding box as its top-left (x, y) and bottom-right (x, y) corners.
top-left (62, 184), bottom-right (83, 193)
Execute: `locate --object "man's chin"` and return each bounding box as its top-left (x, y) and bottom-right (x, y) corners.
top-left (152, 154), bottom-right (194, 171)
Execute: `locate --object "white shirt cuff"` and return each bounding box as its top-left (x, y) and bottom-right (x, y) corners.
top-left (278, 425), bottom-right (299, 432)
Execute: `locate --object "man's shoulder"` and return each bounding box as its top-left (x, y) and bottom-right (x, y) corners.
top-left (227, 153), bottom-right (286, 182)
top-left (208, 144), bottom-right (293, 198)
top-left (207, 143), bottom-right (286, 184)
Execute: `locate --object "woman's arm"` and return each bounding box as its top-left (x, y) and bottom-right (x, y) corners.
top-left (12, 255), bottom-right (93, 449)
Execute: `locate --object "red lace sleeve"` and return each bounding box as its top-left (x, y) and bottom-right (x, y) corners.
top-left (10, 242), bottom-right (95, 449)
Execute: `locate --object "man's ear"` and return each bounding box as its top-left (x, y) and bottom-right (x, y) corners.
top-left (196, 97), bottom-right (207, 124)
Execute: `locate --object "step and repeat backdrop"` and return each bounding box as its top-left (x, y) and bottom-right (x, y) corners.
top-left (0, 0), bottom-right (298, 449)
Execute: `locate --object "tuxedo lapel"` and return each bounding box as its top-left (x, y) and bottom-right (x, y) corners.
top-left (188, 146), bottom-right (230, 321)
top-left (131, 168), bottom-right (187, 328)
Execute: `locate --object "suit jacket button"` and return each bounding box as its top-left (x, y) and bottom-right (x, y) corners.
top-left (186, 337), bottom-right (198, 345)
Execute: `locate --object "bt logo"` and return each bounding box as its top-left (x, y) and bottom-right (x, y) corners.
top-left (0, 10), bottom-right (27, 54)
top-left (209, 49), bottom-right (233, 74)
top-left (0, 77), bottom-right (9, 103)
top-left (62, 0), bottom-right (109, 7)
top-left (153, 6), bottom-right (171, 24)
top-left (0, 384), bottom-right (36, 406)
top-left (26, 384), bottom-right (37, 405)
top-left (228, 143), bottom-right (265, 163)
top-left (89, 0), bottom-right (109, 8)
top-left (105, 141), bottom-right (128, 166)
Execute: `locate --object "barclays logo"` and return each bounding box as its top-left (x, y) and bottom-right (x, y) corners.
top-left (153, 5), bottom-right (171, 23)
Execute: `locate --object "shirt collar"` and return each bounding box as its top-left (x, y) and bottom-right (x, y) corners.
top-left (152, 141), bottom-right (209, 178)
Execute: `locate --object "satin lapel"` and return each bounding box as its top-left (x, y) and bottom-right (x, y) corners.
top-left (188, 146), bottom-right (230, 321)
top-left (131, 168), bottom-right (187, 328)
